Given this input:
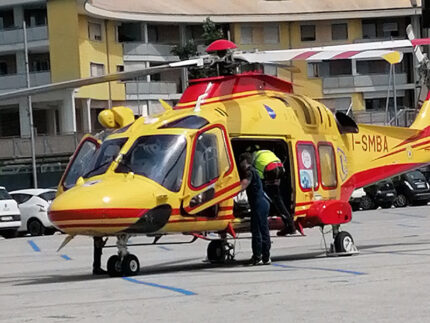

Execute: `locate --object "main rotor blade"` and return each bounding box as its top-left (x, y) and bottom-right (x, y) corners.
top-left (233, 38), bottom-right (430, 64)
top-left (0, 58), bottom-right (204, 101)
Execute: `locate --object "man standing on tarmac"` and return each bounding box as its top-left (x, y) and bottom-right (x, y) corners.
top-left (239, 152), bottom-right (271, 265)
top-left (252, 147), bottom-right (296, 236)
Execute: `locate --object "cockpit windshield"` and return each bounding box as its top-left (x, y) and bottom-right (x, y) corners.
top-left (84, 138), bottom-right (127, 178)
top-left (115, 135), bottom-right (187, 192)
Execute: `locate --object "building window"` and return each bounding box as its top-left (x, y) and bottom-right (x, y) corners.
top-left (240, 25), bottom-right (253, 44)
top-left (29, 53), bottom-right (50, 72)
top-left (0, 9), bottom-right (14, 29)
top-left (307, 63), bottom-right (320, 78)
top-left (88, 22), bottom-right (102, 41)
top-left (328, 60), bottom-right (352, 76)
top-left (332, 23), bottom-right (348, 41)
top-left (300, 25), bottom-right (315, 42)
top-left (0, 54), bottom-right (17, 75)
top-left (90, 63), bottom-right (105, 77)
top-left (116, 65), bottom-right (124, 72)
top-left (263, 23), bottom-right (279, 44)
top-left (24, 8), bottom-right (47, 27)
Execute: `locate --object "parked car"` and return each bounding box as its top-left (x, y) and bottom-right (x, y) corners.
top-left (393, 170), bottom-right (430, 207)
top-left (361, 179), bottom-right (397, 210)
top-left (0, 186), bottom-right (21, 238)
top-left (349, 188), bottom-right (366, 211)
top-left (10, 188), bottom-right (57, 236)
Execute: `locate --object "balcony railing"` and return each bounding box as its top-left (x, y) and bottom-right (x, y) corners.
top-left (0, 25), bottom-right (48, 46)
top-left (123, 42), bottom-right (180, 58)
top-left (0, 133), bottom-right (83, 160)
top-left (323, 73), bottom-right (410, 93)
top-left (126, 81), bottom-right (179, 95)
top-left (0, 71), bottom-right (51, 91)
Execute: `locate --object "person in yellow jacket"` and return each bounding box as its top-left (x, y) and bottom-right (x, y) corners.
top-left (252, 148), bottom-right (296, 235)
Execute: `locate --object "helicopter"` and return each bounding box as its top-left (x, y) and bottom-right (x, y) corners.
top-left (1, 26), bottom-right (430, 277)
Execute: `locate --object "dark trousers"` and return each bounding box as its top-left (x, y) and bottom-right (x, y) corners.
top-left (250, 197), bottom-right (271, 260)
top-left (93, 237), bottom-right (104, 270)
top-left (264, 182), bottom-right (294, 228)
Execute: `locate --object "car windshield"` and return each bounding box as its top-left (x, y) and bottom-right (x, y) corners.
top-left (84, 138), bottom-right (128, 178)
top-left (39, 191), bottom-right (56, 202)
top-left (406, 171), bottom-right (425, 181)
top-left (0, 189), bottom-right (11, 200)
top-left (115, 135), bottom-right (187, 192)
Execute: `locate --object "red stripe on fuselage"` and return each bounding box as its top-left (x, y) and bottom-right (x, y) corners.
top-left (49, 208), bottom-right (148, 221)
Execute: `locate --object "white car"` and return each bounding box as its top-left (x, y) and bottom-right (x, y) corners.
top-left (10, 188), bottom-right (57, 236)
top-left (0, 186), bottom-right (21, 238)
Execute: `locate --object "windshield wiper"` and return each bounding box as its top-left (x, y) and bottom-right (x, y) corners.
top-left (83, 160), bottom-right (112, 178)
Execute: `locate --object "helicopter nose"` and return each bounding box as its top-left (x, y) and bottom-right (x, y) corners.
top-left (48, 179), bottom-right (172, 235)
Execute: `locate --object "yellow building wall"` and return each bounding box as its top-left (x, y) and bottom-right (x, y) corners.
top-left (76, 16), bottom-right (125, 101)
top-left (232, 20), bottom-right (366, 108)
top-left (47, 0), bottom-right (80, 82)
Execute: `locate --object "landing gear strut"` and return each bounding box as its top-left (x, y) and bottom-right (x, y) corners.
top-left (106, 234), bottom-right (140, 277)
top-left (207, 239), bottom-right (235, 264)
top-left (321, 225), bottom-right (358, 256)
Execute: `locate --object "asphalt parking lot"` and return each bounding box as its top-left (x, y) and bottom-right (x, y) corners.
top-left (1, 206), bottom-right (430, 323)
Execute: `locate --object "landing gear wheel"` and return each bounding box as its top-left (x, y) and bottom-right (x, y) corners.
top-left (107, 255), bottom-right (122, 277)
top-left (360, 196), bottom-right (375, 210)
top-left (28, 219), bottom-right (45, 236)
top-left (121, 254), bottom-right (140, 276)
top-left (334, 231), bottom-right (355, 253)
top-left (207, 240), bottom-right (234, 264)
top-left (394, 194), bottom-right (407, 208)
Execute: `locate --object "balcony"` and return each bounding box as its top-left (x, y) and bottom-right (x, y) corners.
top-left (0, 71), bottom-right (51, 92)
top-left (0, 26), bottom-right (48, 52)
top-left (0, 133), bottom-right (82, 160)
top-left (123, 42), bottom-right (179, 61)
top-left (125, 81), bottom-right (181, 100)
top-left (322, 73), bottom-right (413, 94)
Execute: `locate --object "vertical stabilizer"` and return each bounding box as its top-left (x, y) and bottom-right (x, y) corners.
top-left (410, 92), bottom-right (430, 130)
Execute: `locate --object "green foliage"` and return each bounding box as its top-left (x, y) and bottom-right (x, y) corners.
top-left (202, 17), bottom-right (224, 45)
top-left (170, 40), bottom-right (198, 60)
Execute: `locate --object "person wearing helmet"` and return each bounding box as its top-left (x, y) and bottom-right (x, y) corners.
top-left (239, 152), bottom-right (271, 265)
top-left (252, 148), bottom-right (296, 236)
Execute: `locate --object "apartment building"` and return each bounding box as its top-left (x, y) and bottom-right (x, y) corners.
top-left (0, 0), bottom-right (425, 189)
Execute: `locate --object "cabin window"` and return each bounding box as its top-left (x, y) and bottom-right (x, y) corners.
top-left (159, 116), bottom-right (208, 129)
top-left (318, 144), bottom-right (337, 189)
top-left (63, 139), bottom-right (99, 190)
top-left (297, 143), bottom-right (318, 191)
top-left (191, 127), bottom-right (231, 189)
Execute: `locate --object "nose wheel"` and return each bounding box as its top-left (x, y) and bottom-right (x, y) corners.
top-left (207, 240), bottom-right (235, 264)
top-left (107, 235), bottom-right (140, 277)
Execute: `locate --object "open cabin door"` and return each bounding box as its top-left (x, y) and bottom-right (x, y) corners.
top-left (182, 124), bottom-right (241, 215)
top-left (58, 135), bottom-right (100, 194)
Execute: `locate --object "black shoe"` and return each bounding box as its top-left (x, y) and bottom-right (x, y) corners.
top-left (245, 256), bottom-right (263, 266)
top-left (262, 257), bottom-right (272, 265)
top-left (92, 268), bottom-right (107, 275)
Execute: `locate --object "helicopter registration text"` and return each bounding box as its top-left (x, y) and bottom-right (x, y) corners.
top-left (352, 134), bottom-right (388, 153)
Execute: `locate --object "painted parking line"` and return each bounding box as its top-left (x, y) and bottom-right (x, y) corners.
top-left (122, 277), bottom-right (196, 296)
top-left (272, 263), bottom-right (367, 276)
top-left (60, 254), bottom-right (72, 260)
top-left (28, 240), bottom-right (40, 252)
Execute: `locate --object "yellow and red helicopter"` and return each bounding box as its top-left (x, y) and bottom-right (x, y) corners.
top-left (1, 26), bottom-right (430, 277)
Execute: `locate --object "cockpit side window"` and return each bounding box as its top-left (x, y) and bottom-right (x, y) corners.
top-left (190, 127), bottom-right (231, 189)
top-left (83, 138), bottom-right (127, 178)
top-left (63, 140), bottom-right (98, 189)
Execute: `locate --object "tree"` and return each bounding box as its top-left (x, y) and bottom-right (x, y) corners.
top-left (202, 17), bottom-right (224, 45)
